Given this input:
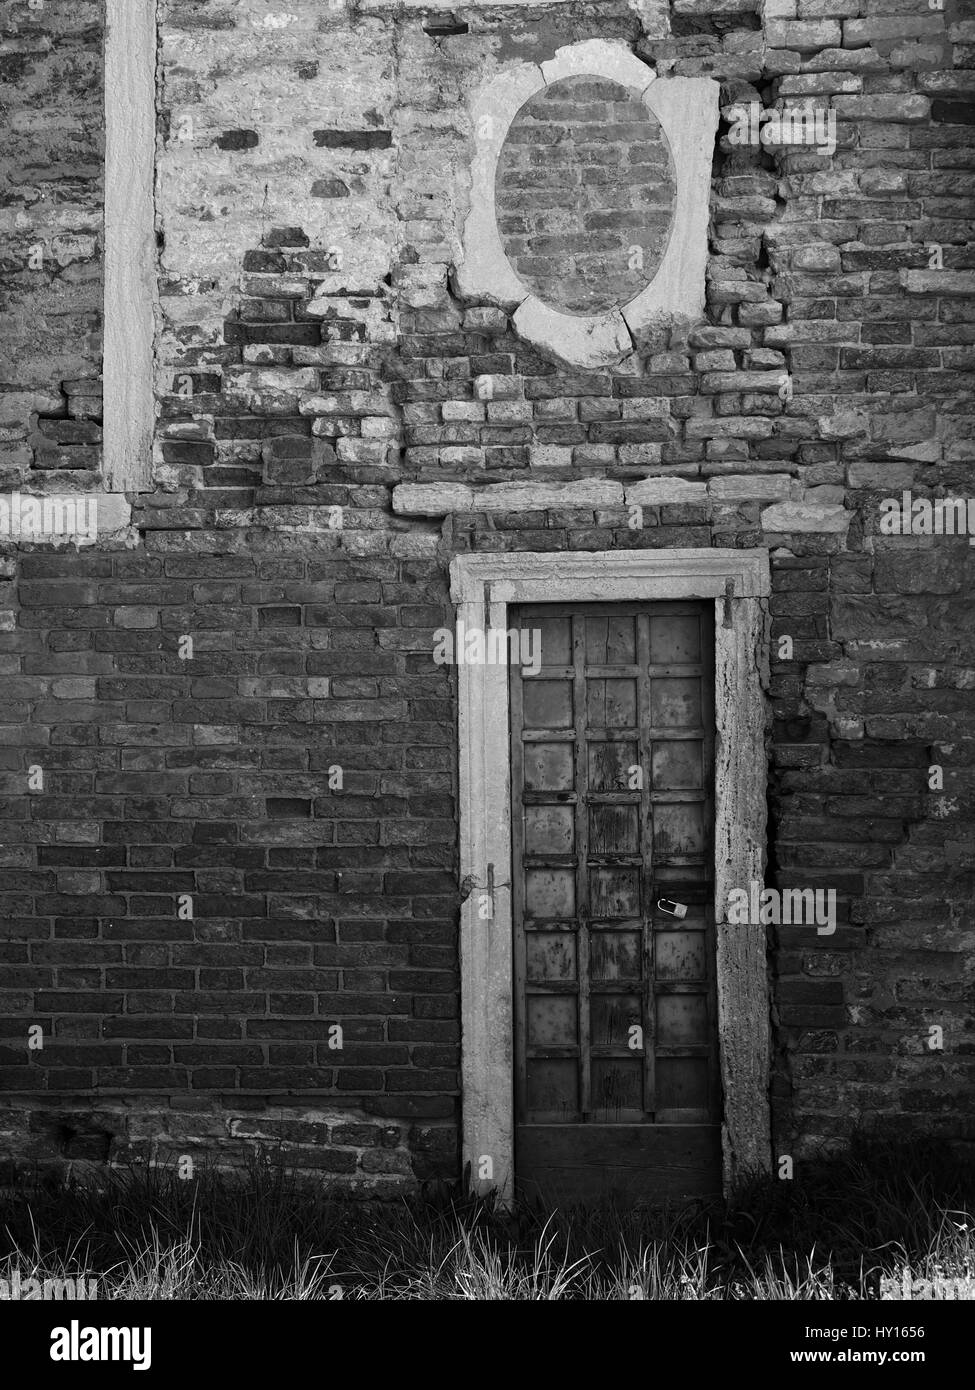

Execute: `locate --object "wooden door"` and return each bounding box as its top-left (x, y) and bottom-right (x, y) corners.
top-left (510, 602), bottom-right (721, 1205)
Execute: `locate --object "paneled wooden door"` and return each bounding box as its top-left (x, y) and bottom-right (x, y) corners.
top-left (509, 602), bottom-right (721, 1205)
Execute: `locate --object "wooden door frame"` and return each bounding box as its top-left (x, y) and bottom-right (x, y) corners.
top-left (449, 549), bottom-right (773, 1202)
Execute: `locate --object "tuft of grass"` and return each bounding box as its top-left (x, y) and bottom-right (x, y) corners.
top-left (0, 1134), bottom-right (971, 1300)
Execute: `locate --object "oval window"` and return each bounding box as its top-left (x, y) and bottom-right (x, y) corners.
top-left (495, 74), bottom-right (677, 317)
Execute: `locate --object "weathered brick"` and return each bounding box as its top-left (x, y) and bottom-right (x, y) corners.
top-left (0, 0), bottom-right (971, 1196)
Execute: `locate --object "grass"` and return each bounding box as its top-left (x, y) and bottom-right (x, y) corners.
top-left (0, 1134), bottom-right (972, 1300)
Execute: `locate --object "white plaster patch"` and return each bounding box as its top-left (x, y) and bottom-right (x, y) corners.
top-left (621, 78), bottom-right (719, 338)
top-left (454, 63), bottom-right (545, 307)
top-left (513, 298), bottom-right (633, 370)
top-left (540, 39), bottom-right (656, 93)
top-left (93, 493), bottom-right (133, 536)
top-left (0, 492), bottom-right (133, 548)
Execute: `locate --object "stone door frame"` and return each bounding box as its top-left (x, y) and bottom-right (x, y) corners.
top-left (449, 548), bottom-right (773, 1201)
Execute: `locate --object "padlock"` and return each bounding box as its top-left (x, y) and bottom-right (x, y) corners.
top-left (657, 898), bottom-right (688, 919)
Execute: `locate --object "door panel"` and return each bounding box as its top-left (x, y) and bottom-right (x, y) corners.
top-left (510, 602), bottom-right (721, 1205)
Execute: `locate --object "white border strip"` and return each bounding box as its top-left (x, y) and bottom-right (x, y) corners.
top-left (104, 0), bottom-right (158, 492)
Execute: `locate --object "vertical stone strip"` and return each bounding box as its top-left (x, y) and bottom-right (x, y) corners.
top-left (714, 594), bottom-right (773, 1186)
top-left (454, 573), bottom-right (516, 1200)
top-left (104, 0), bottom-right (157, 491)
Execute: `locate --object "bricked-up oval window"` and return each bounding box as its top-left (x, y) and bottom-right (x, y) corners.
top-left (495, 75), bottom-right (677, 317)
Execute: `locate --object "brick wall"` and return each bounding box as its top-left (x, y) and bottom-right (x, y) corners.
top-left (0, 0), bottom-right (104, 481)
top-left (0, 0), bottom-right (973, 1188)
top-left (495, 75), bottom-right (676, 313)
